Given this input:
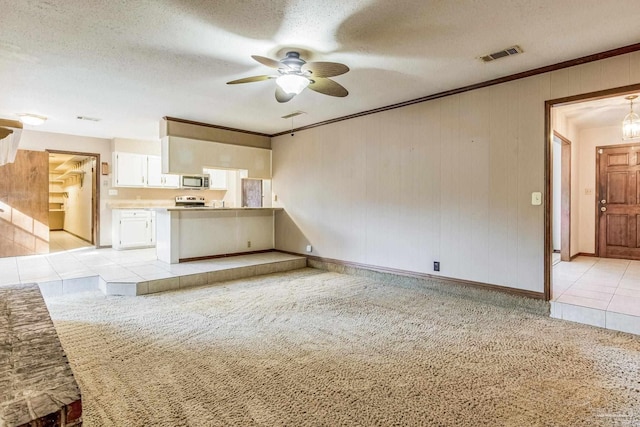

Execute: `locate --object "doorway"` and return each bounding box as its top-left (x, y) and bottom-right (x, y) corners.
top-left (47, 150), bottom-right (100, 251)
top-left (595, 143), bottom-right (640, 260)
top-left (545, 83), bottom-right (640, 300)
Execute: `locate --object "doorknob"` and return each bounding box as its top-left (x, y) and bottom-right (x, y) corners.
top-left (601, 207), bottom-right (607, 212)
top-left (601, 199), bottom-right (606, 204)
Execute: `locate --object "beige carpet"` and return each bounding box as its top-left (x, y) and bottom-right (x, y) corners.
top-left (45, 268), bottom-right (640, 427)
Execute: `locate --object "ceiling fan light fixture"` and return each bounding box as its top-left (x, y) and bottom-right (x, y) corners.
top-left (18, 113), bottom-right (47, 126)
top-left (276, 74), bottom-right (310, 95)
top-left (622, 95), bottom-right (640, 140)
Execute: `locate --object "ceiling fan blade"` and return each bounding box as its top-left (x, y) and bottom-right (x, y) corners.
top-left (251, 55), bottom-right (290, 70)
top-left (226, 75), bottom-right (274, 84)
top-left (308, 77), bottom-right (349, 97)
top-left (275, 86), bottom-right (295, 103)
top-left (302, 61), bottom-right (349, 77)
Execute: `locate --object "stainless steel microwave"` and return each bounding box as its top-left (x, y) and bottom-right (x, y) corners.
top-left (179, 174), bottom-right (209, 189)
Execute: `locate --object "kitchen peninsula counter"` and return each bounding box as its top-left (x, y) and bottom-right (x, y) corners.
top-left (154, 207), bottom-right (282, 263)
top-left (154, 207), bottom-right (282, 211)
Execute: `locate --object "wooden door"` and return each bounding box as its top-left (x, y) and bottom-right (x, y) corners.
top-left (597, 144), bottom-right (640, 259)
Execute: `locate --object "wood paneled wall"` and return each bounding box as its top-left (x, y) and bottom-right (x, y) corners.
top-left (0, 149), bottom-right (49, 257)
top-left (272, 51), bottom-right (640, 293)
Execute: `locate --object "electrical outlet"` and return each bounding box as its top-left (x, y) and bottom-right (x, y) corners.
top-left (434, 261), bottom-right (440, 272)
top-left (306, 245), bottom-right (312, 253)
top-left (247, 240), bottom-right (251, 248)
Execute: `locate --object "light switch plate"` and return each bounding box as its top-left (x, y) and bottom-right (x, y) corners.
top-left (531, 191), bottom-right (542, 206)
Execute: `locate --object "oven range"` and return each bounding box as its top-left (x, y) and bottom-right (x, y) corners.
top-left (175, 195), bottom-right (205, 207)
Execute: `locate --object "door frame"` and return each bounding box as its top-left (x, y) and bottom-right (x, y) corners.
top-left (553, 131), bottom-right (572, 262)
top-left (544, 82), bottom-right (640, 300)
top-left (46, 149), bottom-right (101, 247)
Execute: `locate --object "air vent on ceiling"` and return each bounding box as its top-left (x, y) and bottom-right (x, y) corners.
top-left (76, 116), bottom-right (101, 122)
top-left (479, 45), bottom-right (523, 63)
top-left (281, 111), bottom-right (306, 119)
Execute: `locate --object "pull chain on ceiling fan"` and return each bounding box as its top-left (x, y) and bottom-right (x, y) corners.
top-left (227, 51), bottom-right (349, 103)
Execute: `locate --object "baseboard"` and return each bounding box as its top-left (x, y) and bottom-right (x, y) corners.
top-left (571, 252), bottom-right (596, 260)
top-left (276, 250), bottom-right (545, 300)
top-left (180, 249), bottom-right (275, 263)
top-left (60, 229), bottom-right (93, 245)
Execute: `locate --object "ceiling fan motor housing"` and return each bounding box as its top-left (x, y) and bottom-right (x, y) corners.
top-left (280, 52), bottom-right (306, 73)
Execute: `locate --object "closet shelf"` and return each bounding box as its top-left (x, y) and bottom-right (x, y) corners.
top-left (56, 170), bottom-right (85, 181)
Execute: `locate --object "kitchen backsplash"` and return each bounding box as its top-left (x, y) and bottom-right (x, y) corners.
top-left (106, 187), bottom-right (228, 208)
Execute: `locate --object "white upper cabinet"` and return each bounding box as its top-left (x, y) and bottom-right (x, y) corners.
top-left (207, 168), bottom-right (228, 190)
top-left (114, 152), bottom-right (179, 188)
top-left (113, 152), bottom-right (147, 187)
top-left (147, 155), bottom-right (179, 188)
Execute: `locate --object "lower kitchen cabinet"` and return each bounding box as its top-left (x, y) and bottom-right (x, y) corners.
top-left (112, 209), bottom-right (156, 250)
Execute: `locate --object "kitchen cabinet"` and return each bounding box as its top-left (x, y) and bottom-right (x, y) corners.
top-left (114, 152), bottom-right (179, 188)
top-left (147, 155), bottom-right (179, 188)
top-left (112, 209), bottom-right (155, 249)
top-left (113, 152), bottom-right (147, 187)
top-left (206, 168), bottom-right (228, 190)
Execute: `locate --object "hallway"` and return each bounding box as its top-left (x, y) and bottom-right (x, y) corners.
top-left (551, 256), bottom-right (640, 335)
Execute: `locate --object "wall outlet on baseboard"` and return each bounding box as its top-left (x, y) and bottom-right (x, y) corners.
top-left (433, 261), bottom-right (440, 272)
top-left (306, 245), bottom-right (312, 253)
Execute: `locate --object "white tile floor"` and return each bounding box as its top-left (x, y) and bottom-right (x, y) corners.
top-left (0, 245), bottom-right (306, 296)
top-left (48, 230), bottom-right (93, 253)
top-left (551, 256), bottom-right (640, 335)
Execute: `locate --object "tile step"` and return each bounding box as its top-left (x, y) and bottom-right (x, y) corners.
top-left (92, 257), bottom-right (307, 296)
top-left (550, 301), bottom-right (640, 335)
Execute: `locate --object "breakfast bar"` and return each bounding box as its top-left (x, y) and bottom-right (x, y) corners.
top-left (154, 207), bottom-right (282, 264)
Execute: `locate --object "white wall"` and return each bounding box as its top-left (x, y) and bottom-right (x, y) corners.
top-left (272, 51), bottom-right (640, 294)
top-left (63, 158), bottom-right (94, 241)
top-left (18, 130), bottom-right (113, 246)
top-left (552, 112), bottom-right (580, 257)
top-left (575, 125), bottom-right (632, 253)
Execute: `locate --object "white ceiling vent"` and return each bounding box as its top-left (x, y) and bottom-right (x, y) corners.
top-left (479, 45), bottom-right (523, 63)
top-left (76, 115), bottom-right (101, 122)
top-left (281, 111), bottom-right (306, 119)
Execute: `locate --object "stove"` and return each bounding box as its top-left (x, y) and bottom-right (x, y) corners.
top-left (175, 195), bottom-right (206, 207)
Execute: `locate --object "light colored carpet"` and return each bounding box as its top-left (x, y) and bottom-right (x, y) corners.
top-left (45, 268), bottom-right (640, 426)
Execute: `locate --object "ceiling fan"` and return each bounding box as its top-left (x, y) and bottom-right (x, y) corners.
top-left (226, 51), bottom-right (349, 103)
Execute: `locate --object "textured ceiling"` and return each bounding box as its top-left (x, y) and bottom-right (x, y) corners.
top-left (1, 0), bottom-right (640, 140)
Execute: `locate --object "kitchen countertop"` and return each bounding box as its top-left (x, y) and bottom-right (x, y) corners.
top-left (109, 205), bottom-right (282, 211)
top-left (155, 206), bottom-right (283, 211)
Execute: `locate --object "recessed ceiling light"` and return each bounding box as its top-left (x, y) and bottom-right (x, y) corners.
top-left (18, 113), bottom-right (47, 126)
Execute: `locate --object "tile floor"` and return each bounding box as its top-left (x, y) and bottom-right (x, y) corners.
top-left (3, 241), bottom-right (638, 335)
top-left (48, 230), bottom-right (93, 253)
top-left (0, 246), bottom-right (306, 297)
top-left (551, 256), bottom-right (640, 335)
